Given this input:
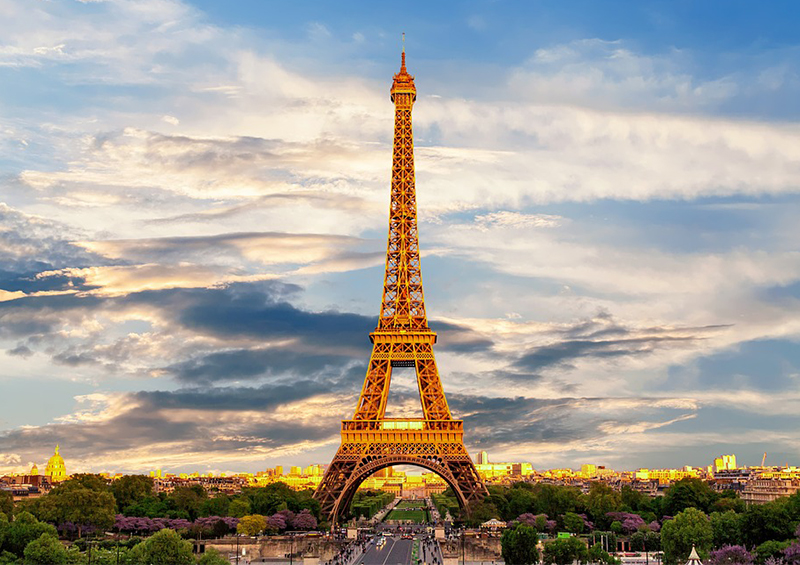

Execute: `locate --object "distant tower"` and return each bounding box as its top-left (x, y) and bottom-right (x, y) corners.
top-left (44, 444), bottom-right (67, 482)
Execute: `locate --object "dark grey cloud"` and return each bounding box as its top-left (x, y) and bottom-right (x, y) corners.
top-left (0, 381), bottom-right (342, 468)
top-left (515, 335), bottom-right (696, 372)
top-left (0, 204), bottom-right (110, 293)
top-left (165, 348), bottom-right (357, 385)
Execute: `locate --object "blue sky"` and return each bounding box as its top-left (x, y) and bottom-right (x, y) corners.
top-left (1, 0), bottom-right (799, 475)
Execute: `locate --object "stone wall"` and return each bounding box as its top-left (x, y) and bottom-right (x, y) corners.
top-left (203, 536), bottom-right (348, 562)
top-left (440, 537), bottom-right (502, 561)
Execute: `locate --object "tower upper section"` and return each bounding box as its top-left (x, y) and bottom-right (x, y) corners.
top-left (390, 51), bottom-right (417, 105)
top-left (376, 49), bottom-right (430, 334)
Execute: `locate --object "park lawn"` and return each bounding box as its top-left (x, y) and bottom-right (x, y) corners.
top-left (385, 509), bottom-right (429, 523)
top-left (395, 500), bottom-right (426, 509)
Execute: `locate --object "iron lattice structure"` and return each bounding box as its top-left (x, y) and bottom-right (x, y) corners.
top-left (313, 50), bottom-right (487, 524)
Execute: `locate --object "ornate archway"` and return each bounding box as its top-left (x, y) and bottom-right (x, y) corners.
top-left (333, 455), bottom-right (468, 522)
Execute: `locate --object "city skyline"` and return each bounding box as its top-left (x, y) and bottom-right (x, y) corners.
top-left (2, 0), bottom-right (800, 476)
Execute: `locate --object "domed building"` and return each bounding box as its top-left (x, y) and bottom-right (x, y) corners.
top-left (44, 444), bottom-right (67, 482)
top-left (30, 463), bottom-right (39, 476)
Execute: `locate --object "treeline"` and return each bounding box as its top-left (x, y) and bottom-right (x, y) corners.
top-left (0, 475), bottom-right (326, 564)
top-left (458, 479), bottom-right (800, 565)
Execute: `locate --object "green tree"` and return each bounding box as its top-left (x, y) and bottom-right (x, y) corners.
top-left (587, 483), bottom-right (622, 528)
top-left (507, 486), bottom-right (537, 520)
top-left (621, 486), bottom-right (652, 513)
top-left (610, 521), bottom-right (623, 535)
top-left (128, 528), bottom-right (194, 565)
top-left (237, 514), bottom-right (267, 536)
top-left (111, 475), bottom-right (154, 513)
top-left (754, 540), bottom-right (791, 564)
top-left (22, 533), bottom-right (69, 565)
top-left (564, 512), bottom-right (585, 534)
top-left (229, 498), bottom-right (251, 518)
top-left (38, 480), bottom-right (116, 538)
top-left (740, 499), bottom-right (794, 547)
top-left (543, 537), bottom-right (588, 565)
top-left (66, 474), bottom-right (108, 492)
top-left (0, 493), bottom-right (12, 517)
top-left (662, 479), bottom-right (715, 516)
top-left (711, 492), bottom-right (745, 514)
top-left (661, 508), bottom-right (713, 565)
top-left (169, 485), bottom-right (207, 521)
top-left (463, 500), bottom-right (500, 526)
top-left (501, 524), bottom-right (540, 565)
top-left (588, 542), bottom-right (619, 565)
top-left (0, 550), bottom-right (17, 565)
top-left (631, 531), bottom-right (661, 554)
top-left (198, 547), bottom-right (230, 565)
top-left (710, 511), bottom-right (743, 549)
top-left (2, 511), bottom-right (58, 557)
top-left (201, 495), bottom-right (230, 517)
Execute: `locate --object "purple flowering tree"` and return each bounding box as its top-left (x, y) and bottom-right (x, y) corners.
top-left (708, 545), bottom-right (755, 565)
top-left (784, 543), bottom-right (800, 565)
top-left (292, 509), bottom-right (318, 530)
top-left (649, 521), bottom-right (661, 532)
top-left (267, 514), bottom-right (287, 533)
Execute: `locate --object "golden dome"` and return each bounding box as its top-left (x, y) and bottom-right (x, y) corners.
top-left (44, 444), bottom-right (67, 482)
top-left (30, 463), bottom-right (39, 476)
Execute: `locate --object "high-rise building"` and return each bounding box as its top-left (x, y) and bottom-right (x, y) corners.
top-left (714, 454), bottom-right (737, 472)
top-left (477, 451), bottom-right (489, 465)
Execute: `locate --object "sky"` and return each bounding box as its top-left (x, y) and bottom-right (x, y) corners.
top-left (1, 0), bottom-right (800, 476)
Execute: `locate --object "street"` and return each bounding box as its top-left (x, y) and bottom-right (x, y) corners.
top-left (359, 537), bottom-right (413, 565)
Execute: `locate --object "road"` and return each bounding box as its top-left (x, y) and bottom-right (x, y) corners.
top-left (360, 537), bottom-right (414, 565)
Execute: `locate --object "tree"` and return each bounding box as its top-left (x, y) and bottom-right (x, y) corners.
top-left (292, 509), bottom-right (317, 530)
top-left (201, 496), bottom-right (230, 518)
top-left (543, 537), bottom-right (588, 565)
top-left (37, 479), bottom-right (116, 538)
top-left (587, 484), bottom-right (622, 529)
top-left (710, 511), bottom-right (743, 549)
top-left (229, 498), bottom-right (251, 518)
top-left (0, 493), bottom-right (12, 517)
top-left (755, 541), bottom-right (791, 564)
top-left (198, 547), bottom-right (230, 565)
top-left (661, 508), bottom-right (713, 565)
top-left (707, 545), bottom-right (755, 565)
top-left (564, 512), bottom-right (586, 534)
top-left (741, 500), bottom-right (794, 547)
top-left (128, 528), bottom-right (194, 565)
top-left (169, 485), bottom-right (207, 521)
top-left (2, 511), bottom-right (58, 557)
top-left (112, 475), bottom-right (154, 513)
top-left (507, 487), bottom-right (537, 520)
top-left (463, 500), bottom-right (500, 526)
top-left (66, 474), bottom-right (109, 492)
top-left (588, 542), bottom-right (619, 565)
top-left (621, 486), bottom-right (652, 514)
top-left (662, 479), bottom-right (715, 516)
top-left (631, 531), bottom-right (661, 554)
top-left (23, 533), bottom-right (69, 565)
top-left (237, 514), bottom-right (267, 536)
top-left (501, 524), bottom-right (540, 565)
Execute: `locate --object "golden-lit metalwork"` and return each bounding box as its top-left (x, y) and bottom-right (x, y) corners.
top-left (314, 48), bottom-right (487, 524)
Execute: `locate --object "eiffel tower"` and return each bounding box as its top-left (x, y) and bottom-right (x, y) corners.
top-left (313, 46), bottom-right (487, 524)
